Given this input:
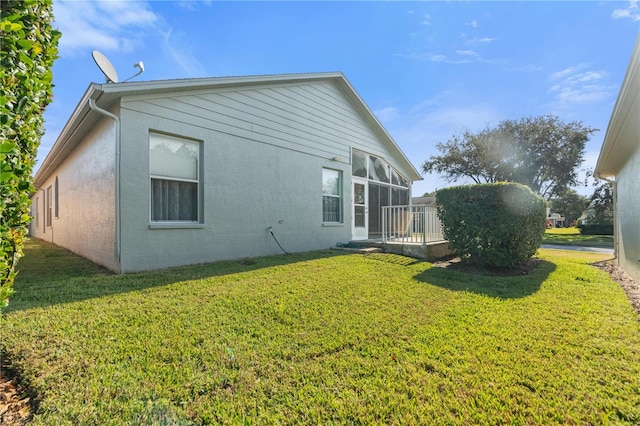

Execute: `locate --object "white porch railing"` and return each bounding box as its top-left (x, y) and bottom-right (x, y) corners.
top-left (381, 205), bottom-right (445, 244)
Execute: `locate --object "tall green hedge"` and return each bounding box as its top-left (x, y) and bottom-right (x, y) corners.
top-left (436, 183), bottom-right (546, 269)
top-left (577, 224), bottom-right (614, 236)
top-left (0, 0), bottom-right (60, 310)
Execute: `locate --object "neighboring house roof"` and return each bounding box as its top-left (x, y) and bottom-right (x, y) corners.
top-left (595, 36), bottom-right (640, 178)
top-left (412, 196), bottom-right (436, 206)
top-left (35, 72), bottom-right (422, 188)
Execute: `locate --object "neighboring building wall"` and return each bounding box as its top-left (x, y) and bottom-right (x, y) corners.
top-left (616, 147), bottom-right (640, 282)
top-left (116, 80), bottom-right (408, 272)
top-left (30, 117), bottom-right (119, 271)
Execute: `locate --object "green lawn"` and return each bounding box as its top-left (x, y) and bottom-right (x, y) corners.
top-left (543, 227), bottom-right (614, 248)
top-left (2, 239), bottom-right (639, 425)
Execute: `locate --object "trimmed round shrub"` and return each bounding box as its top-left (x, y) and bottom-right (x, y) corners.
top-left (435, 183), bottom-right (546, 269)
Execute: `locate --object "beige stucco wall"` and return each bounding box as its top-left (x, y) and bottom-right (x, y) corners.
top-left (30, 117), bottom-right (119, 272)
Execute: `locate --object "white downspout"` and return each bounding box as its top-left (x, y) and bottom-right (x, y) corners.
top-left (88, 98), bottom-right (121, 264)
top-left (594, 172), bottom-right (618, 261)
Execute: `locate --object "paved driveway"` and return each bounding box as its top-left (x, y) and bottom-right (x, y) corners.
top-left (541, 244), bottom-right (614, 255)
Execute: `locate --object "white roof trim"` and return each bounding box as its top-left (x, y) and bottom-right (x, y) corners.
top-left (595, 35), bottom-right (640, 177)
top-left (34, 72), bottom-right (422, 186)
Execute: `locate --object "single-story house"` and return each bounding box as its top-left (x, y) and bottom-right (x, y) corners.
top-left (29, 72), bottom-right (422, 273)
top-left (595, 36), bottom-right (640, 283)
top-left (546, 208), bottom-right (566, 228)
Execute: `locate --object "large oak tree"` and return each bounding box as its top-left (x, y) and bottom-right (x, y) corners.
top-left (422, 115), bottom-right (597, 200)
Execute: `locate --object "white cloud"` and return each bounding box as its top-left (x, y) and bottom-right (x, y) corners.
top-left (612, 0), bottom-right (640, 21)
top-left (160, 28), bottom-right (208, 78)
top-left (386, 101), bottom-right (503, 192)
top-left (412, 106), bottom-right (501, 137)
top-left (394, 102), bottom-right (503, 150)
top-left (467, 37), bottom-right (496, 44)
top-left (176, 0), bottom-right (213, 11)
top-left (467, 20), bottom-right (479, 28)
top-left (396, 52), bottom-right (474, 65)
top-left (53, 0), bottom-right (159, 55)
top-left (574, 71), bottom-right (607, 83)
top-left (547, 65), bottom-right (616, 108)
top-left (552, 86), bottom-right (614, 105)
top-left (549, 66), bottom-right (581, 81)
top-left (430, 54), bottom-right (449, 62)
top-left (510, 64), bottom-right (543, 72)
top-left (53, 0), bottom-right (208, 78)
top-left (97, 1), bottom-right (157, 27)
top-left (423, 14), bottom-right (432, 25)
top-left (374, 106), bottom-right (400, 124)
top-left (397, 47), bottom-right (506, 65)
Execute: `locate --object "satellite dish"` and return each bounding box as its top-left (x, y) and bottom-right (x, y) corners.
top-left (122, 61), bottom-right (145, 82)
top-left (92, 50), bottom-right (119, 83)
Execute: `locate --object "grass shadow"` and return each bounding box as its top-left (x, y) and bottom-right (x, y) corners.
top-left (7, 238), bottom-right (348, 313)
top-left (414, 259), bottom-right (556, 299)
top-left (363, 252), bottom-right (423, 266)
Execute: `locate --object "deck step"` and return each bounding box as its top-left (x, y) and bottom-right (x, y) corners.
top-left (335, 240), bottom-right (453, 261)
top-left (332, 244), bottom-right (383, 254)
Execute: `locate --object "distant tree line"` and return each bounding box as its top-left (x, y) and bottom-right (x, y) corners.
top-left (422, 114), bottom-right (614, 230)
top-left (422, 115), bottom-right (597, 201)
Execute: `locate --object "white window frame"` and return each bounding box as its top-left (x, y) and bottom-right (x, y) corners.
top-left (34, 196), bottom-right (39, 227)
top-left (322, 168), bottom-right (343, 224)
top-left (149, 132), bottom-right (203, 227)
top-left (54, 177), bottom-right (59, 219)
top-left (45, 185), bottom-right (52, 228)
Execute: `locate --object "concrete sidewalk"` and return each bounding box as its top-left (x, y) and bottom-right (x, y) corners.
top-left (540, 244), bottom-right (614, 255)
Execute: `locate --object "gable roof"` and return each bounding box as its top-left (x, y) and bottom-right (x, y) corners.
top-left (35, 72), bottom-right (422, 187)
top-left (595, 36), bottom-right (640, 178)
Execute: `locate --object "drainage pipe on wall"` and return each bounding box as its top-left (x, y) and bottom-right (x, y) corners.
top-left (88, 98), bottom-right (121, 264)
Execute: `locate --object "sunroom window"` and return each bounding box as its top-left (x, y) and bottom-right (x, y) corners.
top-left (149, 133), bottom-right (200, 222)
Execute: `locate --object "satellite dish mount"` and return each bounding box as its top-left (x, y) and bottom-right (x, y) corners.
top-left (92, 50), bottom-right (145, 83)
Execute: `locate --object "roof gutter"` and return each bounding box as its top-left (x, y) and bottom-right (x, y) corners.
top-left (594, 171), bottom-right (618, 261)
top-left (88, 97), bottom-right (121, 264)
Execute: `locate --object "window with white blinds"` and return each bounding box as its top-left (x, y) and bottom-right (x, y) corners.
top-left (149, 132), bottom-right (200, 222)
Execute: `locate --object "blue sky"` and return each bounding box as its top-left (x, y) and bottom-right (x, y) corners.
top-left (43, 0), bottom-right (639, 197)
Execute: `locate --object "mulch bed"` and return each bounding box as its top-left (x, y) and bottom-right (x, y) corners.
top-left (432, 256), bottom-right (541, 277)
top-left (0, 359), bottom-right (33, 426)
top-left (592, 261), bottom-right (640, 320)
